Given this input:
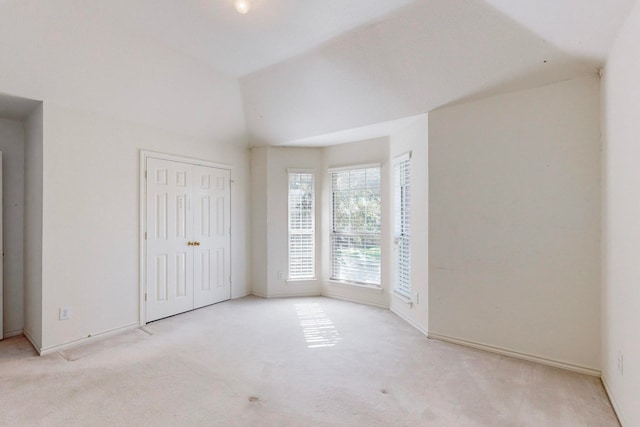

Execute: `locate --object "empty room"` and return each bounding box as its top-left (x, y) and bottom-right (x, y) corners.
top-left (1, 0), bottom-right (639, 425)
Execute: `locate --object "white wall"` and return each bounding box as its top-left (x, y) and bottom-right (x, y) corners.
top-left (250, 146), bottom-right (269, 298)
top-left (23, 104), bottom-right (44, 349)
top-left (0, 0), bottom-right (249, 352)
top-left (241, 0), bottom-right (595, 145)
top-left (250, 146), bottom-right (323, 298)
top-left (38, 103), bottom-right (250, 352)
top-left (429, 76), bottom-right (601, 372)
top-left (0, 118), bottom-right (25, 337)
top-left (388, 116), bottom-right (429, 334)
top-left (267, 147), bottom-right (323, 297)
top-left (322, 138), bottom-right (391, 308)
top-left (601, 0), bottom-right (640, 424)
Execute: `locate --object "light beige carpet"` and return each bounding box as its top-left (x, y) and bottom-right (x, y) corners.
top-left (0, 296), bottom-right (618, 426)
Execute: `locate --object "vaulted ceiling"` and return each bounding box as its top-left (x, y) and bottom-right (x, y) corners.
top-left (78, 0), bottom-right (417, 77)
top-left (242, 0), bottom-right (637, 144)
top-left (481, 0), bottom-right (636, 62)
top-left (71, 0), bottom-right (636, 78)
top-left (0, 0), bottom-right (636, 143)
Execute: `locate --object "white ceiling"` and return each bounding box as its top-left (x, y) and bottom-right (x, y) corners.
top-left (481, 0), bottom-right (637, 62)
top-left (79, 0), bottom-right (417, 77)
top-left (74, 0), bottom-right (636, 78)
top-left (0, 0), bottom-right (636, 142)
top-left (285, 115), bottom-right (427, 147)
top-left (241, 0), bottom-right (635, 145)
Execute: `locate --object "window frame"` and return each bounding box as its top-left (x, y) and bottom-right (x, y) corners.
top-left (393, 152), bottom-right (412, 299)
top-left (329, 163), bottom-right (382, 287)
top-left (287, 169), bottom-right (316, 281)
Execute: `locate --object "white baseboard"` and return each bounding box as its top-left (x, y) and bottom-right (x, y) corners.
top-left (390, 307), bottom-right (428, 337)
top-left (23, 328), bottom-right (42, 355)
top-left (601, 374), bottom-right (626, 426)
top-left (39, 323), bottom-right (140, 356)
top-left (232, 291), bottom-right (251, 299)
top-left (250, 290), bottom-right (321, 299)
top-left (252, 289), bottom-right (387, 308)
top-left (321, 291), bottom-right (389, 309)
top-left (3, 329), bottom-right (24, 339)
top-left (268, 291), bottom-right (322, 298)
top-left (427, 332), bottom-right (601, 377)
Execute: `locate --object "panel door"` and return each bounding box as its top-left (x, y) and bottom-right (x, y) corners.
top-left (193, 165), bottom-right (231, 308)
top-left (146, 158), bottom-right (194, 322)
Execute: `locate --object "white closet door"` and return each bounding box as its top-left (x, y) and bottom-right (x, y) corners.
top-left (193, 165), bottom-right (231, 308)
top-left (146, 158), bottom-right (194, 322)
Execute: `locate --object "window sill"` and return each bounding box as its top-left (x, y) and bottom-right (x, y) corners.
top-left (327, 280), bottom-right (383, 293)
top-left (286, 278), bottom-right (317, 285)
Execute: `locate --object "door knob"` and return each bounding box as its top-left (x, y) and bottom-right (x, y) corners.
top-left (187, 241), bottom-right (194, 246)
top-left (195, 241), bottom-right (201, 246)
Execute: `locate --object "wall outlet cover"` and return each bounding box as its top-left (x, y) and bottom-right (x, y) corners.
top-left (60, 306), bottom-right (72, 320)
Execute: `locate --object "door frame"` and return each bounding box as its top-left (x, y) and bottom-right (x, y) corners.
top-left (139, 150), bottom-right (233, 326)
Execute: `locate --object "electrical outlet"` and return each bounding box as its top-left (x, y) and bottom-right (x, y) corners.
top-left (414, 292), bottom-right (420, 304)
top-left (59, 306), bottom-right (72, 320)
top-left (277, 271), bottom-right (285, 280)
top-left (617, 351), bottom-right (624, 376)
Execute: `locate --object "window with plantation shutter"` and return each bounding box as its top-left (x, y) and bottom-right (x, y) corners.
top-left (330, 166), bottom-right (381, 286)
top-left (393, 153), bottom-right (411, 298)
top-left (288, 172), bottom-right (315, 280)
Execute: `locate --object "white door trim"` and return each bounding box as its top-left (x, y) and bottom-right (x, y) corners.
top-left (139, 150), bottom-right (233, 326)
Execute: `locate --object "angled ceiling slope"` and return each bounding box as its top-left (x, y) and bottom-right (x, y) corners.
top-left (77, 0), bottom-right (417, 77)
top-left (0, 0), bottom-right (418, 141)
top-left (0, 0), bottom-right (635, 144)
top-left (241, 0), bottom-right (635, 146)
top-left (0, 0), bottom-right (247, 142)
top-left (481, 0), bottom-right (637, 62)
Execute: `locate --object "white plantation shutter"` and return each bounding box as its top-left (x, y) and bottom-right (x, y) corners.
top-left (330, 166), bottom-right (381, 285)
top-left (288, 172), bottom-right (315, 280)
top-left (394, 153), bottom-right (411, 298)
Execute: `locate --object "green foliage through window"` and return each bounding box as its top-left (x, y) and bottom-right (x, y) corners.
top-left (330, 167), bottom-right (381, 285)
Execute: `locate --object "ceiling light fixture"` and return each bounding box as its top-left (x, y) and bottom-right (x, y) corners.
top-left (234, 0), bottom-right (251, 14)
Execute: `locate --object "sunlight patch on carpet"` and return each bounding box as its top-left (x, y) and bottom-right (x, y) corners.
top-left (295, 303), bottom-right (341, 348)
